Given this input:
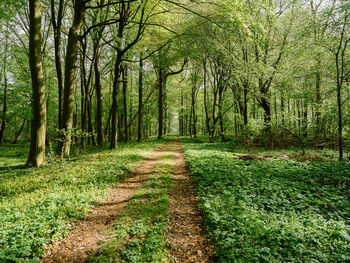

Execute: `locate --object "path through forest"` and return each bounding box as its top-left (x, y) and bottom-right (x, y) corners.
top-left (41, 139), bottom-right (213, 263)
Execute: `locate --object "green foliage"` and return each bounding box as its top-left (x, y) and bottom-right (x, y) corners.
top-left (89, 156), bottom-right (173, 263)
top-left (0, 140), bottom-right (163, 262)
top-left (183, 141), bottom-right (350, 263)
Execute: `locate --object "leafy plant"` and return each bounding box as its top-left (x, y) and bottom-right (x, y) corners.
top-left (0, 140), bottom-right (163, 262)
top-left (182, 140), bottom-right (350, 263)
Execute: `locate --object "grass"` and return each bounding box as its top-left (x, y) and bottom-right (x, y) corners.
top-left (0, 139), bottom-right (165, 262)
top-left (182, 139), bottom-right (350, 263)
top-left (89, 146), bottom-right (174, 263)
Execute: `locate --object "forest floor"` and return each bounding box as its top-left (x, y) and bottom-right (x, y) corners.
top-left (1, 137), bottom-right (349, 262)
top-left (41, 138), bottom-right (214, 263)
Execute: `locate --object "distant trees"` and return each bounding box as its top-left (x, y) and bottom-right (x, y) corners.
top-left (0, 0), bottom-right (349, 163)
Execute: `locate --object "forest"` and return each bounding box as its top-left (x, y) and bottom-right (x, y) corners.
top-left (0, 0), bottom-right (349, 262)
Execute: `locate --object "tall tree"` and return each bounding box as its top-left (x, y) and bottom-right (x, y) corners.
top-left (137, 54), bottom-right (143, 142)
top-left (58, 0), bottom-right (85, 157)
top-left (26, 0), bottom-right (47, 167)
top-left (50, 0), bottom-right (65, 130)
top-left (0, 26), bottom-right (9, 145)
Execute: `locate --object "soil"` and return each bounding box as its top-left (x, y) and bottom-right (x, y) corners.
top-left (167, 141), bottom-right (215, 263)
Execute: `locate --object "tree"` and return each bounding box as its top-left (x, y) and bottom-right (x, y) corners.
top-left (58, 0), bottom-right (85, 157)
top-left (26, 0), bottom-right (47, 167)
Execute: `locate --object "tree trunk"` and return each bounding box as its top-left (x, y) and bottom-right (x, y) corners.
top-left (13, 119), bottom-right (26, 144)
top-left (110, 53), bottom-right (122, 149)
top-left (50, 0), bottom-right (65, 130)
top-left (192, 93), bottom-right (197, 138)
top-left (27, 0), bottom-right (47, 167)
top-left (58, 0), bottom-right (85, 157)
top-left (336, 52), bottom-right (343, 160)
top-left (80, 53), bottom-right (86, 150)
top-left (122, 65), bottom-right (128, 142)
top-left (95, 56), bottom-right (104, 146)
top-left (0, 31), bottom-right (9, 145)
top-left (158, 68), bottom-right (163, 139)
top-left (87, 96), bottom-right (96, 146)
top-left (260, 97), bottom-right (271, 133)
top-left (243, 82), bottom-right (248, 126)
top-left (137, 57), bottom-right (143, 142)
top-left (218, 86), bottom-right (225, 141)
top-left (315, 68), bottom-right (321, 138)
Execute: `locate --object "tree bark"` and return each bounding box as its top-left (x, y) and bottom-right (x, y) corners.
top-left (137, 57), bottom-right (143, 142)
top-left (58, 0), bottom-right (85, 157)
top-left (110, 53), bottom-right (122, 149)
top-left (218, 86), bottom-right (225, 141)
top-left (0, 31), bottom-right (9, 145)
top-left (122, 65), bottom-right (128, 142)
top-left (50, 0), bottom-right (65, 130)
top-left (80, 51), bottom-right (87, 150)
top-left (336, 52), bottom-right (343, 160)
top-left (158, 68), bottom-right (163, 139)
top-left (27, 0), bottom-right (47, 167)
top-left (95, 56), bottom-right (104, 146)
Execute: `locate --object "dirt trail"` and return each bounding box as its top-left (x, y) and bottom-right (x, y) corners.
top-left (42, 141), bottom-right (172, 263)
top-left (167, 141), bottom-right (215, 263)
top-left (41, 139), bottom-right (214, 263)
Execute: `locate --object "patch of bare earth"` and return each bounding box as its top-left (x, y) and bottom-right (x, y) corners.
top-left (167, 141), bottom-right (215, 263)
top-left (41, 141), bottom-right (171, 263)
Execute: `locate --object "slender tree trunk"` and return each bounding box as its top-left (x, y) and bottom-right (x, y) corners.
top-left (80, 53), bottom-right (86, 150)
top-left (87, 97), bottom-right (96, 146)
top-left (243, 83), bottom-right (248, 126)
top-left (105, 106), bottom-right (112, 139)
top-left (50, 0), bottom-right (65, 130)
top-left (218, 87), bottom-right (225, 141)
top-left (27, 0), bottom-right (47, 167)
top-left (336, 52), bottom-right (343, 160)
top-left (203, 59), bottom-right (212, 141)
top-left (163, 79), bottom-right (168, 136)
top-left (110, 53), bottom-right (122, 149)
top-left (192, 93), bottom-right (197, 138)
top-left (122, 65), bottom-right (128, 142)
top-left (260, 97), bottom-right (271, 133)
top-left (13, 119), bottom-right (26, 144)
top-left (137, 57), bottom-right (143, 142)
top-left (315, 57), bottom-right (322, 138)
top-left (95, 56), bottom-right (104, 146)
top-left (158, 68), bottom-right (163, 139)
top-left (0, 32), bottom-right (9, 145)
top-left (58, 0), bottom-right (85, 157)
top-left (303, 101), bottom-right (308, 137)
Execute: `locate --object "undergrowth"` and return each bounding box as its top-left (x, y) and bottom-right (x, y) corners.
top-left (89, 151), bottom-right (174, 263)
top-left (182, 140), bottom-right (350, 263)
top-left (0, 139), bottom-right (164, 262)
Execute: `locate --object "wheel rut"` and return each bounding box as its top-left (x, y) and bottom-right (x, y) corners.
top-left (41, 141), bottom-right (172, 263)
top-left (167, 140), bottom-right (215, 263)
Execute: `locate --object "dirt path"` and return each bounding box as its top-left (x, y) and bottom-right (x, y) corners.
top-left (42, 141), bottom-right (172, 263)
top-left (167, 140), bottom-right (215, 263)
top-left (41, 139), bottom-right (214, 263)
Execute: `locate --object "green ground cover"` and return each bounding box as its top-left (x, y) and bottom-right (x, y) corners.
top-left (0, 139), bottom-right (164, 262)
top-left (89, 146), bottom-right (174, 263)
top-left (182, 139), bottom-right (350, 263)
